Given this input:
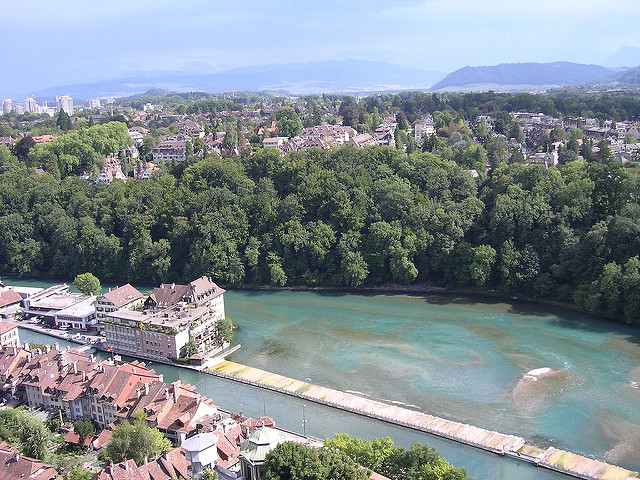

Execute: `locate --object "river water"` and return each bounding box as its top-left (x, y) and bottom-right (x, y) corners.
top-left (7, 276), bottom-right (640, 478)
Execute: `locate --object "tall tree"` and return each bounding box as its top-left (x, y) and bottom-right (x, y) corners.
top-left (275, 107), bottom-right (303, 138)
top-left (56, 109), bottom-right (72, 131)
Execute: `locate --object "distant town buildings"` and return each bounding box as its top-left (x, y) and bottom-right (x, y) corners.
top-left (23, 97), bottom-right (38, 113)
top-left (2, 99), bottom-right (13, 114)
top-left (56, 95), bottom-right (74, 115)
top-left (86, 98), bottom-right (101, 109)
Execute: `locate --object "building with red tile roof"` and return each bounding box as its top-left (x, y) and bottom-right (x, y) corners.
top-left (94, 447), bottom-right (189, 480)
top-left (0, 442), bottom-right (59, 480)
top-left (96, 284), bottom-right (144, 322)
top-left (0, 322), bottom-right (19, 348)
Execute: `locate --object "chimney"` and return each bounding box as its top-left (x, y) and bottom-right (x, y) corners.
top-left (66, 345), bottom-right (70, 351)
top-left (23, 342), bottom-right (30, 351)
top-left (143, 454), bottom-right (148, 465)
top-left (144, 383), bottom-right (149, 396)
top-left (14, 452), bottom-right (20, 462)
top-left (54, 342), bottom-right (60, 351)
top-left (73, 362), bottom-right (77, 374)
top-left (90, 354), bottom-right (95, 363)
top-left (173, 384), bottom-right (179, 403)
top-left (45, 345), bottom-right (50, 353)
top-left (164, 388), bottom-right (169, 400)
top-left (82, 371), bottom-right (86, 381)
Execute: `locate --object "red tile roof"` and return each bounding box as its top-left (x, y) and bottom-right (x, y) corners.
top-left (100, 284), bottom-right (144, 308)
top-left (0, 289), bottom-right (22, 309)
top-left (0, 321), bottom-right (18, 335)
top-left (0, 443), bottom-right (58, 480)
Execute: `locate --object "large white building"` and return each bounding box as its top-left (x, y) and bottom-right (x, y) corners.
top-left (56, 95), bottom-right (74, 115)
top-left (23, 97), bottom-right (38, 113)
top-left (2, 99), bottom-right (13, 114)
top-left (105, 277), bottom-right (226, 360)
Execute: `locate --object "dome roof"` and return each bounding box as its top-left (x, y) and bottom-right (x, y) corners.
top-left (239, 426), bottom-right (282, 463)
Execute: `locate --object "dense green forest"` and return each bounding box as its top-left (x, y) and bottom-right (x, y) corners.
top-left (1, 124), bottom-right (640, 323)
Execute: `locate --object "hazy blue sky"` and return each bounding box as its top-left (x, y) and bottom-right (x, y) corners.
top-left (1, 0), bottom-right (638, 96)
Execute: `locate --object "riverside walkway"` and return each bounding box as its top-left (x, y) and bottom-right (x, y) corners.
top-left (207, 360), bottom-right (639, 480)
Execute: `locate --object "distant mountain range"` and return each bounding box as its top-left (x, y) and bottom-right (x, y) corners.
top-left (31, 60), bottom-right (444, 100)
top-left (18, 58), bottom-right (640, 101)
top-left (597, 66), bottom-right (640, 88)
top-left (430, 62), bottom-right (615, 92)
top-left (603, 46), bottom-right (640, 68)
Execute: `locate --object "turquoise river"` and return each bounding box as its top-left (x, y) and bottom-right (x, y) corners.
top-left (7, 276), bottom-right (640, 479)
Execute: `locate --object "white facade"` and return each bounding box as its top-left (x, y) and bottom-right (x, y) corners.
top-left (23, 97), bottom-right (37, 113)
top-left (56, 95), bottom-right (74, 116)
top-left (2, 99), bottom-right (13, 115)
top-left (54, 296), bottom-right (97, 330)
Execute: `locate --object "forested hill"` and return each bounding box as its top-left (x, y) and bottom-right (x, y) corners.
top-left (431, 62), bottom-right (613, 91)
top-left (1, 144), bottom-right (639, 323)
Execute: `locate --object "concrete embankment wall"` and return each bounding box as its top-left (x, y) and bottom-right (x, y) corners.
top-left (205, 360), bottom-right (639, 480)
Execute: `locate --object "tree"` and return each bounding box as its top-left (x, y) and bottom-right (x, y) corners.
top-left (596, 139), bottom-right (613, 163)
top-left (201, 471), bottom-right (218, 480)
top-left (12, 136), bottom-right (35, 161)
top-left (73, 272), bottom-right (101, 295)
top-left (102, 411), bottom-right (172, 465)
top-left (56, 109), bottom-right (72, 131)
top-left (68, 468), bottom-right (92, 480)
top-left (275, 107), bottom-right (303, 138)
top-left (216, 317), bottom-right (234, 344)
top-left (183, 339), bottom-right (198, 358)
top-left (73, 420), bottom-right (95, 449)
top-left (264, 441), bottom-right (368, 480)
top-left (18, 414), bottom-right (51, 460)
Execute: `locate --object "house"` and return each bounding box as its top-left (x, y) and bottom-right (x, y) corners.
top-left (94, 447), bottom-right (190, 480)
top-left (0, 346), bottom-right (30, 399)
top-left (105, 304), bottom-right (213, 360)
top-left (32, 134), bottom-right (54, 144)
top-left (262, 136), bottom-right (288, 149)
top-left (133, 162), bottom-right (160, 180)
top-left (0, 136), bottom-right (15, 147)
top-left (257, 121), bottom-right (279, 136)
top-left (374, 122), bottom-right (397, 147)
top-left (0, 443), bottom-right (59, 480)
top-left (172, 119), bottom-right (205, 139)
top-left (124, 380), bottom-right (221, 444)
top-left (414, 122), bottom-right (435, 145)
top-left (348, 133), bottom-right (376, 148)
top-left (96, 158), bottom-right (126, 184)
top-left (95, 284), bottom-right (144, 322)
top-left (128, 129), bottom-right (145, 147)
top-left (238, 426), bottom-right (283, 480)
top-left (24, 288), bottom-right (86, 325)
top-left (153, 141), bottom-right (187, 162)
top-left (53, 295), bottom-right (97, 331)
top-left (181, 433), bottom-right (219, 476)
top-left (0, 288), bottom-right (23, 318)
top-left (144, 277), bottom-right (225, 313)
top-left (0, 322), bottom-right (19, 348)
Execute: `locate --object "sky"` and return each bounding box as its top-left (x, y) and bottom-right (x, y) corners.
top-left (1, 0), bottom-right (638, 97)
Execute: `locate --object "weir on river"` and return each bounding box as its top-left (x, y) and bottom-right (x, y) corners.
top-left (207, 360), bottom-right (639, 480)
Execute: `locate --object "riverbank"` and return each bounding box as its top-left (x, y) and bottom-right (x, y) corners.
top-left (2, 273), bottom-right (627, 326)
top-left (231, 282), bottom-right (627, 326)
